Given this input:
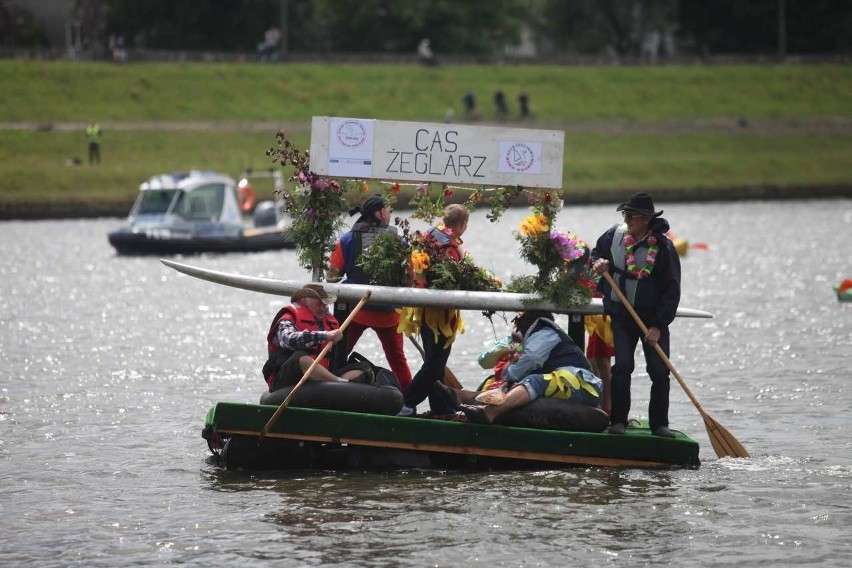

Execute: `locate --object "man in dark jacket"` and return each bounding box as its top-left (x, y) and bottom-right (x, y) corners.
top-left (327, 194), bottom-right (412, 389)
top-left (591, 192), bottom-right (681, 438)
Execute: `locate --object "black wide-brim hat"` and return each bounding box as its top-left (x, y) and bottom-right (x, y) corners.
top-left (616, 192), bottom-right (663, 218)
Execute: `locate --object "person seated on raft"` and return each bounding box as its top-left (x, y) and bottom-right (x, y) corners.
top-left (434, 311), bottom-right (604, 424)
top-left (262, 284), bottom-right (372, 391)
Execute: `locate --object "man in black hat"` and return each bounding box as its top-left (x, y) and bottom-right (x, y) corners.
top-left (327, 194), bottom-right (413, 390)
top-left (590, 192), bottom-right (681, 438)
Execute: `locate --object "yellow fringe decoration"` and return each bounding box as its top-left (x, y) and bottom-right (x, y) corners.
top-left (543, 369), bottom-right (601, 400)
top-left (397, 306), bottom-right (465, 348)
top-left (583, 314), bottom-right (614, 347)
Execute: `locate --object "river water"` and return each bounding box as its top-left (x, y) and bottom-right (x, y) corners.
top-left (1, 199), bottom-right (851, 567)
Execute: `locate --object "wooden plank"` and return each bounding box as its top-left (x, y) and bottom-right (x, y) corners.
top-left (218, 428), bottom-right (670, 468)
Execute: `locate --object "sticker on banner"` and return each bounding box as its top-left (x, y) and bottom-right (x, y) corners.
top-left (498, 141), bottom-right (542, 174)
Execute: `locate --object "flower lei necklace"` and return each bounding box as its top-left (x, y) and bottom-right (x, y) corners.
top-left (624, 233), bottom-right (658, 279)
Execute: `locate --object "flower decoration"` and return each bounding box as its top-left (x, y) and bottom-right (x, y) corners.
top-left (519, 214), bottom-right (549, 237)
top-left (410, 250), bottom-right (430, 274)
top-left (624, 233), bottom-right (659, 279)
top-left (507, 341), bottom-right (524, 363)
top-left (267, 131), bottom-right (356, 279)
top-left (358, 217), bottom-right (500, 293)
top-left (506, 198), bottom-right (594, 308)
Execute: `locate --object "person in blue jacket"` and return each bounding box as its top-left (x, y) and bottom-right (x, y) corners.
top-left (448, 311), bottom-right (603, 424)
top-left (590, 192), bottom-right (681, 438)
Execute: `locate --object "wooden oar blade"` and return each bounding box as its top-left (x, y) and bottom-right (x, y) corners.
top-left (702, 413), bottom-right (749, 458)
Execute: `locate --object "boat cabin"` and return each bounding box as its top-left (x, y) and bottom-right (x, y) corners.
top-left (127, 171), bottom-right (244, 237)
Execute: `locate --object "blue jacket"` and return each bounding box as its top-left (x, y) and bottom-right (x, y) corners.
top-left (504, 319), bottom-right (591, 383)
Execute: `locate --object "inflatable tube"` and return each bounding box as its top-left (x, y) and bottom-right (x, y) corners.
top-left (493, 397), bottom-right (610, 433)
top-left (474, 375), bottom-right (609, 433)
top-left (260, 382), bottom-right (403, 415)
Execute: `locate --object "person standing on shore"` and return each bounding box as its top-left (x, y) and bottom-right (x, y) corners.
top-left (86, 122), bottom-right (101, 165)
top-left (590, 192), bottom-right (681, 438)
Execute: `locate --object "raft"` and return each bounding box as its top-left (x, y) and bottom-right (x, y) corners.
top-left (202, 402), bottom-right (700, 471)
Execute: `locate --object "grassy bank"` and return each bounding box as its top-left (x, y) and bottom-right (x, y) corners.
top-left (1, 61), bottom-right (851, 217)
top-left (4, 61), bottom-right (851, 123)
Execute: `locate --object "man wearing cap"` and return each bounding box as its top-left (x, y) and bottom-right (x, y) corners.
top-left (262, 284), bottom-right (365, 390)
top-left (327, 194), bottom-right (413, 390)
top-left (590, 192), bottom-right (681, 438)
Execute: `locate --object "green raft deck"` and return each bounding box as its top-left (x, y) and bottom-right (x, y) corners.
top-left (203, 402), bottom-right (700, 470)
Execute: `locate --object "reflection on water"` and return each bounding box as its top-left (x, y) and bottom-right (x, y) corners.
top-left (1, 199), bottom-right (851, 566)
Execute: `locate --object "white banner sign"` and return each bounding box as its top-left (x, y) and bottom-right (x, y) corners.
top-left (310, 117), bottom-right (564, 188)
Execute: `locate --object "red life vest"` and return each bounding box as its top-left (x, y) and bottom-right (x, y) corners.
top-left (262, 302), bottom-right (340, 385)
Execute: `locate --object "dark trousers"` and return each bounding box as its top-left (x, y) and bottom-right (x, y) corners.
top-left (610, 314), bottom-right (671, 430)
top-left (88, 142), bottom-right (100, 164)
top-left (402, 324), bottom-right (452, 411)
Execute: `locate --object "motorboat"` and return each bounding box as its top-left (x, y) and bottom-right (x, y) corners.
top-left (108, 170), bottom-right (293, 255)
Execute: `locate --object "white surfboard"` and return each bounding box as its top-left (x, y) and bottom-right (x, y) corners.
top-left (161, 259), bottom-right (712, 319)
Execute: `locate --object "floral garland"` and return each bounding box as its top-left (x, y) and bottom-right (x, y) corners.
top-left (623, 234), bottom-right (659, 279)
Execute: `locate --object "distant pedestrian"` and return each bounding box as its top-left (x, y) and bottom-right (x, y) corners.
top-left (518, 93), bottom-right (531, 120)
top-left (494, 90), bottom-right (508, 120)
top-left (462, 91), bottom-right (476, 120)
top-left (417, 38), bottom-right (436, 66)
top-left (257, 26), bottom-right (280, 62)
top-left (86, 122), bottom-right (101, 165)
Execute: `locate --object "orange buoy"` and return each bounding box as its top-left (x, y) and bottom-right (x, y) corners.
top-left (237, 179), bottom-right (256, 213)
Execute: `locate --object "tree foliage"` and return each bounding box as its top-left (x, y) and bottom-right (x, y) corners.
top-left (33, 0), bottom-right (843, 56)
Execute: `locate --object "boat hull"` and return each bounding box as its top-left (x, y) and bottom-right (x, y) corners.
top-left (204, 402), bottom-right (701, 471)
top-left (109, 228), bottom-right (292, 255)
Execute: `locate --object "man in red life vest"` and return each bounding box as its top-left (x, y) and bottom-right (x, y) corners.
top-left (262, 284), bottom-right (367, 390)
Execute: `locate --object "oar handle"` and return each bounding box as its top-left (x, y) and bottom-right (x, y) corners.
top-left (601, 271), bottom-right (702, 411)
top-left (258, 290), bottom-right (372, 442)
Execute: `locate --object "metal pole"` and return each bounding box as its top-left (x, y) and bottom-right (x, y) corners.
top-left (279, 0), bottom-right (289, 57)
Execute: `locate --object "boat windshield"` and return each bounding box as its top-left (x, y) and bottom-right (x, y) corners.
top-left (173, 183), bottom-right (225, 220)
top-left (136, 189), bottom-right (177, 215)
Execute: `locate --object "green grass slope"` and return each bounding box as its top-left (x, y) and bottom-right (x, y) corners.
top-left (1, 61), bottom-right (851, 217)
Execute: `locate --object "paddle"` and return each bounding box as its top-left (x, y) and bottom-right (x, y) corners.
top-left (602, 271), bottom-right (749, 458)
top-left (258, 290), bottom-right (372, 443)
top-left (407, 334), bottom-right (464, 390)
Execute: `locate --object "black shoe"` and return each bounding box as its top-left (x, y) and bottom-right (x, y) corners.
top-left (652, 426), bottom-right (676, 438)
top-left (433, 381), bottom-right (461, 412)
top-left (351, 368), bottom-right (376, 385)
top-left (609, 422), bottom-right (626, 435)
top-left (459, 404), bottom-right (493, 425)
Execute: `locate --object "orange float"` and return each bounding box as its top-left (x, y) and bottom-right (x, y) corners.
top-left (237, 179), bottom-right (256, 213)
